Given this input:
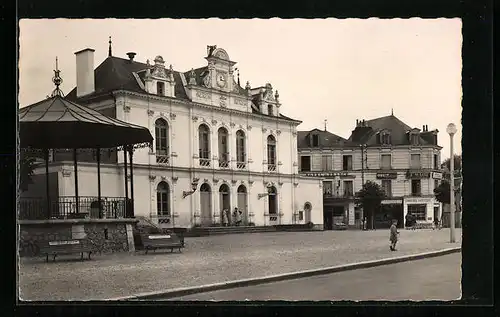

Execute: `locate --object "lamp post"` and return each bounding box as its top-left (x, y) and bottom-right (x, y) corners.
top-left (446, 123), bottom-right (457, 243)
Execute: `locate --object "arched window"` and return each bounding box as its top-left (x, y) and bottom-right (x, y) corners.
top-left (236, 130), bottom-right (246, 169)
top-left (267, 135), bottom-right (276, 171)
top-left (157, 82), bottom-right (165, 96)
top-left (155, 119), bottom-right (169, 164)
top-left (268, 104), bottom-right (273, 116)
top-left (218, 127), bottom-right (229, 168)
top-left (198, 124), bottom-right (211, 167)
top-left (156, 181), bottom-right (170, 216)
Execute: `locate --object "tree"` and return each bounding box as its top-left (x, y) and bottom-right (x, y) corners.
top-left (355, 181), bottom-right (386, 230)
top-left (441, 154), bottom-right (462, 171)
top-left (434, 180), bottom-right (451, 205)
top-left (19, 151), bottom-right (40, 192)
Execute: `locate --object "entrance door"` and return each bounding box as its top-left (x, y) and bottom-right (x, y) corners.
top-left (237, 185), bottom-right (248, 225)
top-left (268, 186), bottom-right (278, 224)
top-left (323, 206), bottom-right (333, 230)
top-left (199, 183), bottom-right (212, 226)
top-left (304, 202), bottom-right (312, 223)
top-left (219, 184), bottom-right (230, 225)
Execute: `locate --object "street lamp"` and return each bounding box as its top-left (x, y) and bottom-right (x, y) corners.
top-left (446, 123), bottom-right (457, 243)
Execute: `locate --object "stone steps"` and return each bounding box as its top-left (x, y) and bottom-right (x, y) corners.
top-left (187, 226), bottom-right (276, 237)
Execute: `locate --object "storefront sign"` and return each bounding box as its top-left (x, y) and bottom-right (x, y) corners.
top-left (406, 171), bottom-right (431, 179)
top-left (405, 197), bottom-right (431, 204)
top-left (376, 172), bottom-right (398, 179)
top-left (381, 199), bottom-right (403, 205)
top-left (432, 172), bottom-right (443, 180)
top-left (304, 172), bottom-right (351, 178)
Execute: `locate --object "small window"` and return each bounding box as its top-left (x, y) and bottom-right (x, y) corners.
top-left (323, 181), bottom-right (333, 196)
top-left (321, 155), bottom-right (332, 171)
top-left (157, 82), bottom-right (165, 96)
top-left (268, 104), bottom-right (273, 116)
top-left (411, 154), bottom-right (421, 169)
top-left (434, 179), bottom-right (439, 190)
top-left (411, 179), bottom-right (421, 196)
top-left (380, 132), bottom-right (391, 145)
top-left (410, 133), bottom-right (420, 145)
top-left (312, 134), bottom-right (319, 147)
top-left (342, 155), bottom-right (353, 170)
top-left (300, 156), bottom-right (311, 172)
top-left (381, 154), bottom-right (391, 170)
top-left (433, 154), bottom-right (439, 169)
top-left (343, 181), bottom-right (354, 197)
top-left (408, 204), bottom-right (427, 221)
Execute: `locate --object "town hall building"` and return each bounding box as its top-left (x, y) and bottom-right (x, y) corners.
top-left (32, 44), bottom-right (323, 229)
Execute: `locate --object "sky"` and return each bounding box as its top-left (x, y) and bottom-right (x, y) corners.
top-left (18, 18), bottom-right (462, 159)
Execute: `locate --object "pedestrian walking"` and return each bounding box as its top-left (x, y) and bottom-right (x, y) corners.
top-left (221, 208), bottom-right (228, 226)
top-left (233, 207), bottom-right (242, 226)
top-left (389, 219), bottom-right (399, 251)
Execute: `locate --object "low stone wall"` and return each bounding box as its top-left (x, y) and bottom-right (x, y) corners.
top-left (18, 219), bottom-right (138, 257)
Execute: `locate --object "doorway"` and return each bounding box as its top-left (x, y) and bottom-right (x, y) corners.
top-left (268, 186), bottom-right (278, 224)
top-left (199, 183), bottom-right (212, 226)
top-left (304, 202), bottom-right (312, 223)
top-left (237, 185), bottom-right (248, 225)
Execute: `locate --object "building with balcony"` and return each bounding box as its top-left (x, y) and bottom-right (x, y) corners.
top-left (23, 45), bottom-right (323, 229)
top-left (298, 114), bottom-right (443, 229)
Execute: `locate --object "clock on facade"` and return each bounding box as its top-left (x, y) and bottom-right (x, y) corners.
top-left (216, 73), bottom-right (227, 88)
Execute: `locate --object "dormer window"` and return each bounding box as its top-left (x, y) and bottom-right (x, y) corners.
top-left (267, 104), bottom-right (273, 116)
top-left (312, 134), bottom-right (319, 147)
top-left (410, 133), bottom-right (419, 145)
top-left (157, 82), bottom-right (165, 96)
top-left (379, 131), bottom-right (391, 145)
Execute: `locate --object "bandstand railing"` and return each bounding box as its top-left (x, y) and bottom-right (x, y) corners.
top-left (19, 196), bottom-right (131, 220)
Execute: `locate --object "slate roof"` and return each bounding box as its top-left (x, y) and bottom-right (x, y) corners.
top-left (297, 128), bottom-right (354, 149)
top-left (347, 114), bottom-right (432, 146)
top-left (66, 55), bottom-right (297, 122)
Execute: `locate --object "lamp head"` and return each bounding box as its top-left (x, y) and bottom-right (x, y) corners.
top-left (191, 180), bottom-right (199, 191)
top-left (446, 123), bottom-right (457, 136)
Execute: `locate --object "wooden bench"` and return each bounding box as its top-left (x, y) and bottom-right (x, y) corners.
top-left (38, 239), bottom-right (92, 262)
top-left (141, 233), bottom-right (184, 254)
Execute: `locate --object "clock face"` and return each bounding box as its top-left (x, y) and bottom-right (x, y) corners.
top-left (216, 73), bottom-right (226, 88)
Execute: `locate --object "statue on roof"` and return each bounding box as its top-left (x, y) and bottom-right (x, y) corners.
top-left (152, 56), bottom-right (167, 79)
top-left (189, 68), bottom-right (197, 85)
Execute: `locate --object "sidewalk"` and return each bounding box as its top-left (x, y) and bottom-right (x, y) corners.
top-left (18, 229), bottom-right (462, 301)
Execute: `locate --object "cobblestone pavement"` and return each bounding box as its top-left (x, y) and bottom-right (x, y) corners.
top-left (18, 228), bottom-right (462, 301)
top-left (173, 253), bottom-right (462, 301)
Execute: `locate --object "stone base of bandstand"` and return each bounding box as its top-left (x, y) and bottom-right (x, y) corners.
top-left (18, 218), bottom-right (139, 257)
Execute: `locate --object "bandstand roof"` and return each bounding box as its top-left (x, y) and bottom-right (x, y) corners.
top-left (19, 94), bottom-right (153, 149)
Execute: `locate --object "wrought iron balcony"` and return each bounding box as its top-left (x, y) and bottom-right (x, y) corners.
top-left (19, 196), bottom-right (130, 220)
top-left (219, 160), bottom-right (230, 168)
top-left (199, 158), bottom-right (211, 167)
top-left (267, 163), bottom-right (277, 172)
top-left (156, 154), bottom-right (170, 165)
top-left (236, 161), bottom-right (246, 169)
top-left (323, 192), bottom-right (355, 199)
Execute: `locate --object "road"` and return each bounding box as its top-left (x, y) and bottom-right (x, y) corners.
top-left (19, 229), bottom-right (461, 301)
top-left (171, 253), bottom-right (461, 301)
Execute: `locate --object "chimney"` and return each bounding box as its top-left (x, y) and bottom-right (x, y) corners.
top-left (75, 48), bottom-right (95, 97)
top-left (356, 119), bottom-right (359, 126)
top-left (126, 52), bottom-right (136, 62)
top-left (426, 125), bottom-right (428, 131)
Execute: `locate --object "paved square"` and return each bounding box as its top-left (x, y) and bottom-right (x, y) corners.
top-left (18, 229), bottom-right (462, 301)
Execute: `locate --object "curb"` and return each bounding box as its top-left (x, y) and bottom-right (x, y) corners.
top-left (109, 246), bottom-right (461, 301)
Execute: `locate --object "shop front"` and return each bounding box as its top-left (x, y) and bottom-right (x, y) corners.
top-left (403, 196), bottom-right (436, 224)
top-left (378, 198), bottom-right (404, 229)
top-left (318, 172), bottom-right (356, 230)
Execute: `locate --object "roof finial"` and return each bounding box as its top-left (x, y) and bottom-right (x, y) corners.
top-left (237, 68), bottom-right (240, 86)
top-left (108, 36), bottom-right (112, 57)
top-left (391, 108), bottom-right (394, 116)
top-left (324, 119), bottom-right (327, 131)
top-left (50, 56), bottom-right (64, 97)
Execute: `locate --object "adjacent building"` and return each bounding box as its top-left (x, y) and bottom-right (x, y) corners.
top-left (26, 45), bottom-right (324, 229)
top-left (298, 114), bottom-right (444, 229)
